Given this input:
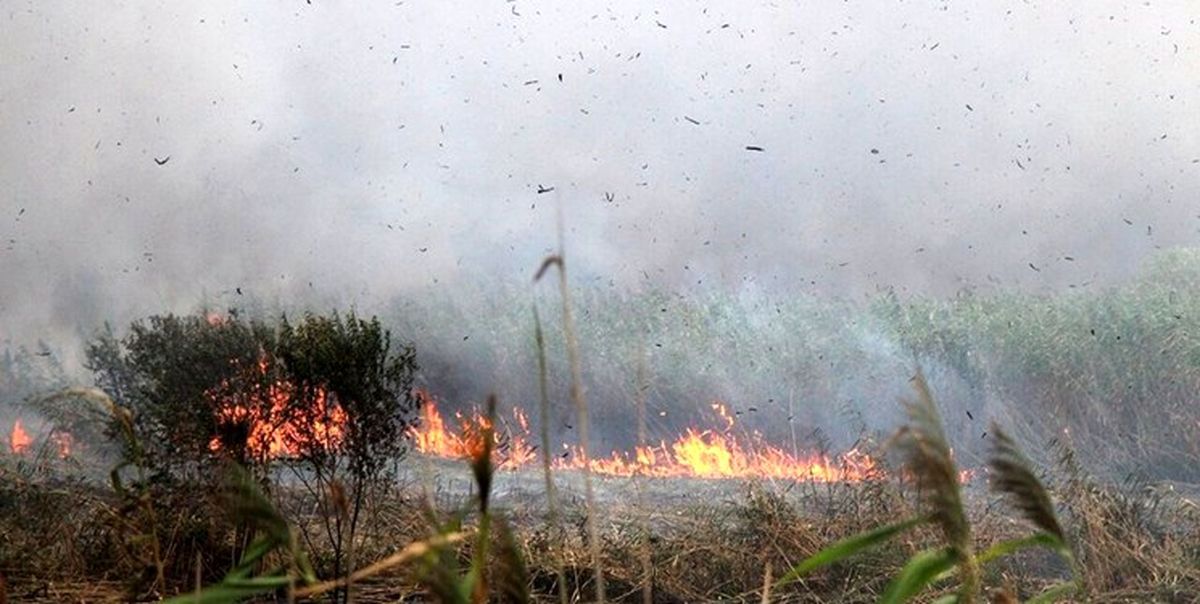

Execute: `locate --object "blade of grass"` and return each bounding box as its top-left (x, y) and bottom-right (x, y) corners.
top-left (976, 533), bottom-right (1068, 566)
top-left (775, 516), bottom-right (927, 587)
top-left (163, 576), bottom-right (292, 604)
top-left (880, 547), bottom-right (959, 604)
top-left (1025, 581), bottom-right (1077, 604)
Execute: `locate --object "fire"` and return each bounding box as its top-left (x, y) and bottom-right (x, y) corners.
top-left (51, 431), bottom-right (72, 457)
top-left (9, 419), bottom-right (32, 454)
top-left (207, 356), bottom-right (348, 460)
top-left (410, 395), bottom-right (884, 483)
top-left (409, 391), bottom-right (536, 470)
top-left (5, 419), bottom-right (72, 458)
top-left (564, 431), bottom-right (880, 482)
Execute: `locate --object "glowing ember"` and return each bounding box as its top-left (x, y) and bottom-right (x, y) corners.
top-left (52, 431), bottom-right (73, 457)
top-left (207, 356), bottom-right (348, 460)
top-left (410, 396), bottom-right (884, 483)
top-left (9, 419), bottom-right (32, 454)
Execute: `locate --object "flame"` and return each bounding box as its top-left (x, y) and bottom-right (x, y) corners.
top-left (9, 419), bottom-right (32, 454)
top-left (5, 419), bottom-right (72, 458)
top-left (207, 356), bottom-right (348, 460)
top-left (52, 431), bottom-right (72, 457)
top-left (410, 395), bottom-right (885, 483)
top-left (409, 391), bottom-right (536, 470)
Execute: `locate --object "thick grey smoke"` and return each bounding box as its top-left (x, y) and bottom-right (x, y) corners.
top-left (1, 1), bottom-right (1198, 346)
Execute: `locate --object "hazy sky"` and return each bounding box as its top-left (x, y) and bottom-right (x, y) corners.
top-left (2, 1), bottom-right (1198, 343)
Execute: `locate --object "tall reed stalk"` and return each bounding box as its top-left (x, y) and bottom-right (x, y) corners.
top-left (533, 304), bottom-right (569, 604)
top-left (634, 345), bottom-right (653, 604)
top-left (534, 204), bottom-right (604, 602)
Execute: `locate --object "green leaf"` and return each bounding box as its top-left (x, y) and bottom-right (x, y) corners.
top-left (776, 516), bottom-right (926, 587)
top-left (292, 548), bottom-right (318, 585)
top-left (1026, 581), bottom-right (1077, 604)
top-left (227, 537), bottom-right (277, 579)
top-left (977, 532), bottom-right (1067, 566)
top-left (880, 547), bottom-right (959, 604)
top-left (929, 595), bottom-right (958, 604)
top-left (161, 575), bottom-right (291, 604)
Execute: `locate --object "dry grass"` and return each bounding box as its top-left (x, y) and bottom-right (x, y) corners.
top-left (2, 452), bottom-right (1198, 602)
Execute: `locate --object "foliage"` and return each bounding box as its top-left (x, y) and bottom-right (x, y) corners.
top-left (276, 311), bottom-right (419, 602)
top-left (175, 396), bottom-right (527, 604)
top-left (778, 373), bottom-right (1079, 603)
top-left (85, 313), bottom-right (282, 476)
top-left (77, 310), bottom-right (419, 598)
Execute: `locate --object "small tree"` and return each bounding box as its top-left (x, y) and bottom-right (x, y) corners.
top-left (86, 313), bottom-right (283, 480)
top-left (277, 312), bottom-right (418, 603)
top-left (84, 311), bottom-right (418, 599)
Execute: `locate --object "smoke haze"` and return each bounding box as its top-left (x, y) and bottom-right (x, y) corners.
top-left (1, 1), bottom-right (1198, 345)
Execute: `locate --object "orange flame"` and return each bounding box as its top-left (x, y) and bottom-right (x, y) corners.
top-left (5, 419), bottom-right (72, 458)
top-left (410, 395), bottom-right (885, 483)
top-left (409, 391), bottom-right (536, 470)
top-left (9, 419), bottom-right (32, 454)
top-left (52, 431), bottom-right (72, 457)
top-left (207, 356), bottom-right (348, 460)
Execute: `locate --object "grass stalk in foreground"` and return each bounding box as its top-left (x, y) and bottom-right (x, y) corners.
top-left (533, 304), bottom-right (569, 604)
top-left (634, 344), bottom-right (653, 604)
top-left (776, 371), bottom-right (1079, 603)
top-left (536, 243), bottom-right (605, 603)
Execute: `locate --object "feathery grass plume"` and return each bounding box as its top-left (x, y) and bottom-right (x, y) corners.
top-left (986, 423), bottom-right (1081, 601)
top-left (462, 396), bottom-right (498, 604)
top-left (414, 399), bottom-right (497, 604)
top-left (470, 395), bottom-right (498, 517)
top-left (536, 237), bottom-right (605, 603)
top-left (896, 370), bottom-right (979, 602)
top-left (987, 424), bottom-right (1065, 543)
top-left (532, 304), bottom-right (569, 604)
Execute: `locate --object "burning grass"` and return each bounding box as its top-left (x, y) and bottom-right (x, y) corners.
top-left (4, 440), bottom-right (1195, 603)
top-left (6, 252), bottom-right (1200, 600)
top-left (410, 392), bottom-right (885, 483)
top-left (3, 371), bottom-right (1199, 603)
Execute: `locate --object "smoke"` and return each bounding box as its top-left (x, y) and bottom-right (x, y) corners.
top-left (1, 2), bottom-right (1197, 339)
top-left (1, 1), bottom-right (1198, 452)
